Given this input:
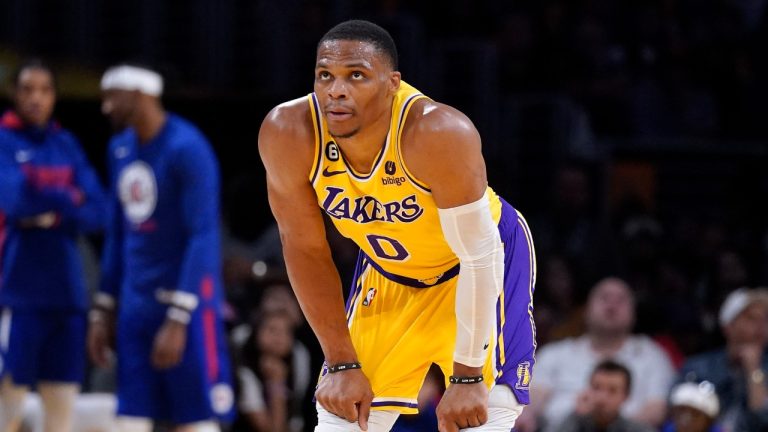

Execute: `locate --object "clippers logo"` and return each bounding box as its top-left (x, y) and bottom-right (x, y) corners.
top-left (118, 161), bottom-right (157, 224)
top-left (325, 142), bottom-right (340, 161)
top-left (362, 287), bottom-right (377, 306)
top-left (381, 160), bottom-right (406, 186)
top-left (210, 383), bottom-right (234, 414)
top-left (516, 361), bottom-right (532, 390)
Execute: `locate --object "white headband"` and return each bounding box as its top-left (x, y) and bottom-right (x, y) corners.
top-left (100, 65), bottom-right (163, 96)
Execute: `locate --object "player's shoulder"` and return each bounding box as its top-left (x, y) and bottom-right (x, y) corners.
top-left (107, 128), bottom-right (133, 154)
top-left (259, 96), bottom-right (314, 144)
top-left (401, 98), bottom-right (480, 153)
top-left (405, 98), bottom-right (477, 138)
top-left (53, 127), bottom-right (87, 154)
top-left (165, 113), bottom-right (211, 148)
top-left (258, 96), bottom-right (315, 164)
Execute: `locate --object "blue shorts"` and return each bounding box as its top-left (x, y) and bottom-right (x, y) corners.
top-left (0, 308), bottom-right (86, 386)
top-left (116, 306), bottom-right (235, 424)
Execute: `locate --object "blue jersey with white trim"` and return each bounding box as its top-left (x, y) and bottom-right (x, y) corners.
top-left (100, 114), bottom-right (223, 316)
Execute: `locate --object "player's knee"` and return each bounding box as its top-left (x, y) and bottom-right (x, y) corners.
top-left (460, 384), bottom-right (524, 431)
top-left (0, 380), bottom-right (30, 427)
top-left (116, 416), bottom-right (153, 432)
top-left (172, 420), bottom-right (220, 432)
top-left (38, 383), bottom-right (78, 416)
top-left (315, 405), bottom-right (399, 432)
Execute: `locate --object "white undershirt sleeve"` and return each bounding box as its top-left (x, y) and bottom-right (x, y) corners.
top-left (438, 191), bottom-right (504, 367)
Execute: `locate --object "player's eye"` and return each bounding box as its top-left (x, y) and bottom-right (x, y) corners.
top-left (317, 71), bottom-right (331, 80)
top-left (351, 71), bottom-right (364, 80)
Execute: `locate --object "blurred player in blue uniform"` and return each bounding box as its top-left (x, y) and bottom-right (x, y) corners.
top-left (0, 59), bottom-right (107, 432)
top-left (88, 64), bottom-right (234, 432)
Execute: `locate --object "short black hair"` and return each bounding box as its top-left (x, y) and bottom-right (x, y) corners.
top-left (318, 19), bottom-right (398, 70)
top-left (13, 58), bottom-right (56, 89)
top-left (592, 359), bottom-right (632, 395)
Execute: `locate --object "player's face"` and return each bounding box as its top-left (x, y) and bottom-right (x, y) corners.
top-left (14, 68), bottom-right (56, 128)
top-left (314, 39), bottom-right (400, 139)
top-left (588, 371), bottom-right (628, 424)
top-left (101, 89), bottom-right (138, 131)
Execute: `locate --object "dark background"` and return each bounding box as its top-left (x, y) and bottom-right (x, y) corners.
top-left (4, 0), bottom-right (768, 373)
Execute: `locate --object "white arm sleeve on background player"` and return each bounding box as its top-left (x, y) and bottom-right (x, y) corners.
top-left (438, 191), bottom-right (504, 367)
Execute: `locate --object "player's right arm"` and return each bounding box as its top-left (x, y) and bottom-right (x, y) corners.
top-left (258, 99), bottom-right (373, 430)
top-left (87, 141), bottom-right (123, 368)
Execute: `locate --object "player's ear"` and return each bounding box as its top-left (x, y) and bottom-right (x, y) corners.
top-left (388, 71), bottom-right (401, 94)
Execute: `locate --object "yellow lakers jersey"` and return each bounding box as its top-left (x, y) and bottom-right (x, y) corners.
top-left (308, 81), bottom-right (502, 283)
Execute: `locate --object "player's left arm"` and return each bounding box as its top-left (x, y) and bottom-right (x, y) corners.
top-left (51, 133), bottom-right (108, 233)
top-left (152, 138), bottom-right (221, 369)
top-left (404, 101), bottom-right (504, 431)
top-left (172, 138), bottom-right (222, 320)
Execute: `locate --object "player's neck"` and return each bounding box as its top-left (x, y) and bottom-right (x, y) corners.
top-left (335, 109), bottom-right (392, 174)
top-left (134, 103), bottom-right (167, 145)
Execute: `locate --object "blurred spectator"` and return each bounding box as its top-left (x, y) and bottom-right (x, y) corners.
top-left (556, 360), bottom-right (655, 432)
top-left (533, 254), bottom-right (586, 346)
top-left (529, 161), bottom-right (617, 293)
top-left (662, 381), bottom-right (722, 432)
top-left (517, 277), bottom-right (675, 432)
top-left (232, 309), bottom-right (311, 432)
top-left (678, 287), bottom-right (768, 431)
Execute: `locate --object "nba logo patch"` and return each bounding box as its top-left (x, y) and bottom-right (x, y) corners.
top-left (515, 361), bottom-right (531, 390)
top-left (362, 288), bottom-right (377, 306)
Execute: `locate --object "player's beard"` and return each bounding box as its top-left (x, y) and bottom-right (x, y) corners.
top-left (330, 128), bottom-right (359, 139)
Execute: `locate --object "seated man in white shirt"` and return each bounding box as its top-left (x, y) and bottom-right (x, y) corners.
top-left (516, 277), bottom-right (675, 432)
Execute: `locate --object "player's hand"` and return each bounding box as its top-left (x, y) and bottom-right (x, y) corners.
top-left (151, 319), bottom-right (187, 369)
top-left (87, 311), bottom-right (114, 368)
top-left (18, 212), bottom-right (57, 229)
top-left (436, 382), bottom-right (489, 432)
top-left (315, 368), bottom-right (374, 431)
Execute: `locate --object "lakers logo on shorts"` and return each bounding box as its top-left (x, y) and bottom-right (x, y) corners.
top-left (516, 361), bottom-right (531, 390)
top-left (362, 288), bottom-right (377, 306)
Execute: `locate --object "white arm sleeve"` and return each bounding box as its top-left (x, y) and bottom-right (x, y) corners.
top-left (438, 191), bottom-right (504, 367)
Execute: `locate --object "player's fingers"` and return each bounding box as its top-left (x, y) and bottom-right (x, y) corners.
top-left (478, 408), bottom-right (488, 425)
top-left (340, 401), bottom-right (358, 424)
top-left (151, 346), bottom-right (168, 369)
top-left (317, 393), bottom-right (345, 421)
top-left (439, 420), bottom-right (459, 432)
top-left (88, 334), bottom-right (106, 367)
top-left (357, 392), bottom-right (372, 431)
top-left (467, 414), bottom-right (482, 428)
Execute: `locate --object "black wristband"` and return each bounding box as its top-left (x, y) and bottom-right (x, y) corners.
top-left (449, 375), bottom-right (484, 384)
top-left (327, 362), bottom-right (362, 373)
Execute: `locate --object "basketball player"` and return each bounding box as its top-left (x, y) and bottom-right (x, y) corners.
top-left (88, 64), bottom-right (234, 432)
top-left (0, 59), bottom-right (106, 432)
top-left (258, 20), bottom-right (537, 432)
